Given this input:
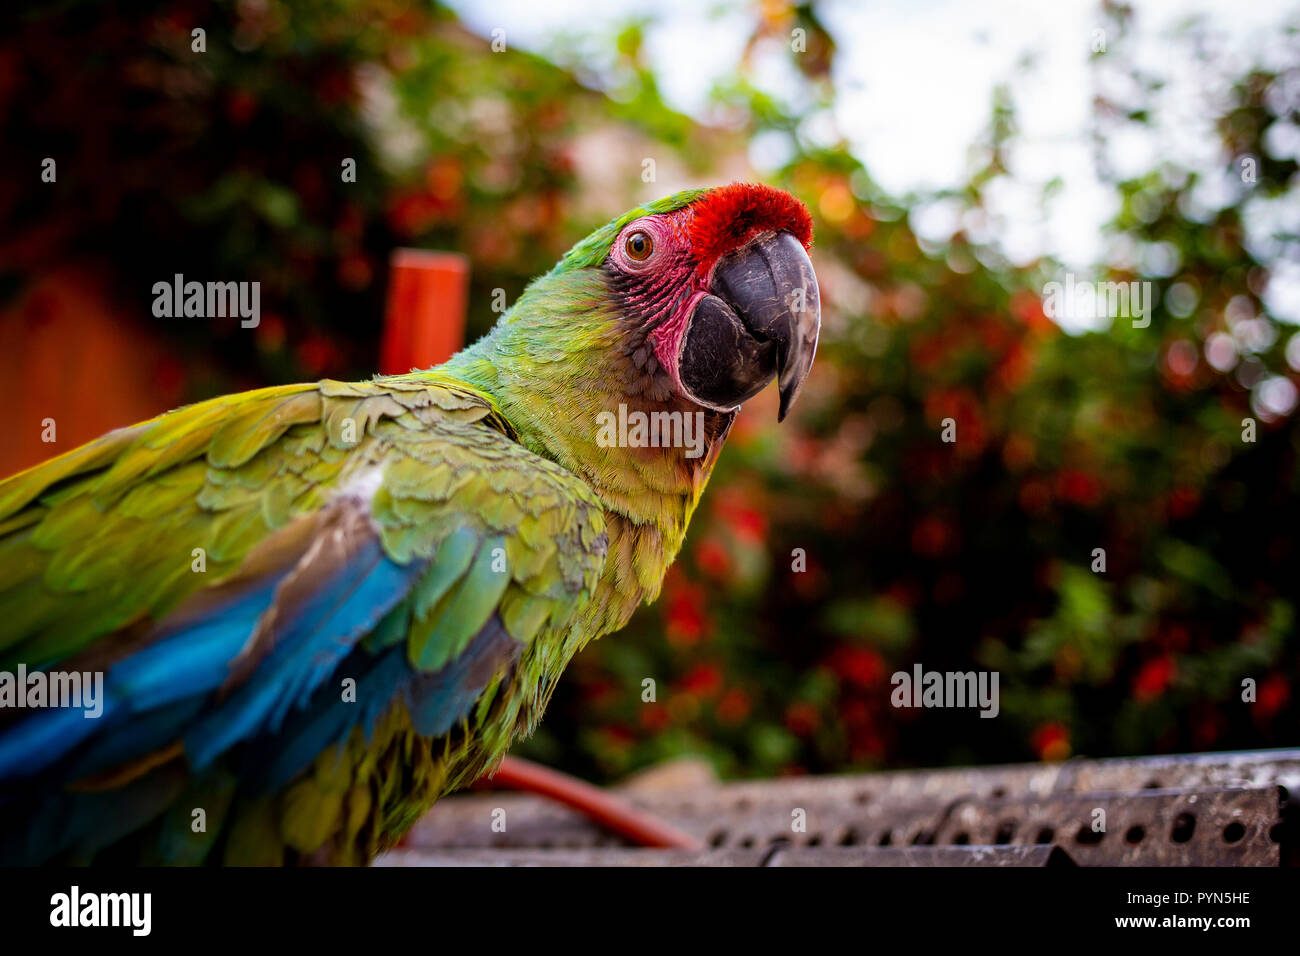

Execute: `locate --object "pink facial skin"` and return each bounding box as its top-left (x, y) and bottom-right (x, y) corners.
top-left (607, 209), bottom-right (711, 399)
top-left (606, 184), bottom-right (816, 408)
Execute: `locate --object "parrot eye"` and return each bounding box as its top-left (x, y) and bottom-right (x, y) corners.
top-left (624, 231), bottom-right (654, 261)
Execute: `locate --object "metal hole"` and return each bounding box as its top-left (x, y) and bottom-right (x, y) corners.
top-left (708, 830), bottom-right (728, 848)
top-left (1075, 825), bottom-right (1104, 845)
top-left (991, 786), bottom-right (1007, 798)
top-left (807, 834), bottom-right (823, 847)
top-left (739, 835), bottom-right (756, 848)
top-left (1171, 812), bottom-right (1196, 843)
top-left (951, 831), bottom-right (970, 845)
top-left (877, 831), bottom-right (893, 847)
top-left (1034, 827), bottom-right (1055, 844)
top-left (993, 821), bottom-right (1016, 844)
top-left (1269, 823), bottom-right (1284, 844)
top-left (1222, 822), bottom-right (1245, 844)
top-left (1143, 779), bottom-right (1162, 789)
top-left (911, 830), bottom-right (934, 846)
top-left (1124, 825), bottom-right (1146, 844)
top-left (840, 827), bottom-right (861, 846)
top-left (854, 791), bottom-right (872, 805)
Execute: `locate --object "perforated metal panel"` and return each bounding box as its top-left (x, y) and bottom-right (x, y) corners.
top-left (383, 749), bottom-right (1297, 866)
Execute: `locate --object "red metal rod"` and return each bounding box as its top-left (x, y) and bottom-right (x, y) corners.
top-left (381, 249), bottom-right (469, 374)
top-left (480, 756), bottom-right (704, 851)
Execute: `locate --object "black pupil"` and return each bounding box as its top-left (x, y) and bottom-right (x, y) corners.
top-left (630, 234), bottom-right (647, 255)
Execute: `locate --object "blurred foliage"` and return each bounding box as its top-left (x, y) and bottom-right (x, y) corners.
top-left (0, 0), bottom-right (725, 393)
top-left (1, 1), bottom-right (1297, 780)
top-left (527, 2), bottom-right (1300, 779)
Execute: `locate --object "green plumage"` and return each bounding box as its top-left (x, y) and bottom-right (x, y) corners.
top-left (0, 188), bottom-right (736, 864)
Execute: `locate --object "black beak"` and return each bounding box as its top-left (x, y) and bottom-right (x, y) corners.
top-left (678, 231), bottom-right (820, 421)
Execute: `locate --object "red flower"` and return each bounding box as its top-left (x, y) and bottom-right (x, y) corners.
top-left (639, 703), bottom-right (670, 732)
top-left (785, 702), bottom-right (820, 736)
top-left (695, 537), bottom-right (732, 582)
top-left (1031, 721), bottom-right (1071, 761)
top-left (716, 689), bottom-right (751, 725)
top-left (829, 646), bottom-right (886, 689)
top-left (1192, 706), bottom-right (1221, 748)
top-left (387, 192), bottom-right (439, 237)
top-left (601, 725), bottom-right (636, 746)
top-left (716, 495), bottom-right (768, 544)
top-left (665, 584), bottom-right (709, 646)
top-left (1002, 432), bottom-right (1036, 470)
top-left (424, 157), bottom-right (463, 201)
top-left (296, 335), bottom-right (340, 376)
top-left (1012, 288), bottom-right (1056, 333)
top-left (1256, 673), bottom-right (1290, 723)
top-left (1133, 655), bottom-right (1176, 702)
top-left (680, 664), bottom-right (722, 698)
top-left (923, 387), bottom-right (987, 457)
top-left (977, 317), bottom-right (1010, 352)
top-left (1055, 469), bottom-right (1101, 507)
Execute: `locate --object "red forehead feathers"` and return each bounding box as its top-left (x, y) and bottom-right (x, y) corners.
top-left (689, 183), bottom-right (814, 271)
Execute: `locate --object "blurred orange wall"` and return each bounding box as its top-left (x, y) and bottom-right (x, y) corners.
top-left (1, 253), bottom-right (470, 479)
top-left (0, 264), bottom-right (184, 478)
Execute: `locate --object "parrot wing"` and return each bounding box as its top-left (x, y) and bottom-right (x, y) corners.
top-left (0, 375), bottom-right (606, 860)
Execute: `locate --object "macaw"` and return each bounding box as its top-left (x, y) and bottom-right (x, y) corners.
top-left (0, 183), bottom-right (819, 864)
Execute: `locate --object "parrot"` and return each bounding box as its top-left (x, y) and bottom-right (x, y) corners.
top-left (0, 182), bottom-right (819, 864)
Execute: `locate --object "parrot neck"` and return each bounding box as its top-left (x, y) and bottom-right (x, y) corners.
top-left (435, 268), bottom-right (734, 621)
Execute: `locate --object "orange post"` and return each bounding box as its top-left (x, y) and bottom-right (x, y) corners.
top-left (380, 249), bottom-right (470, 374)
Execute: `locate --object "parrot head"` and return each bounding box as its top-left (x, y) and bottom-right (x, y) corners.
top-left (444, 182), bottom-right (820, 534)
top-left (583, 182), bottom-right (820, 422)
top-left (529, 182), bottom-right (820, 424)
